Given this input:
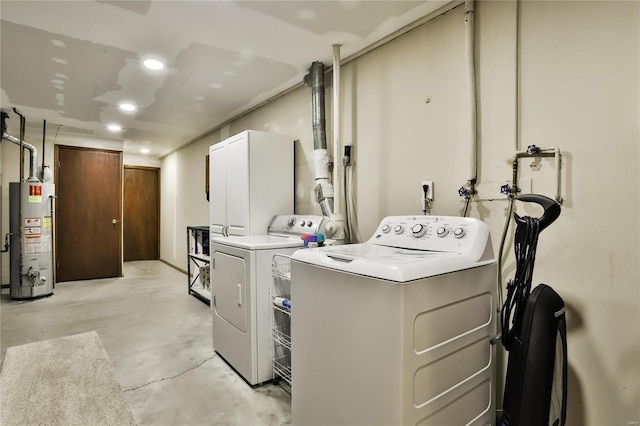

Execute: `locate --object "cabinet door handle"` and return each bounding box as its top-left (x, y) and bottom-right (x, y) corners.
top-left (236, 283), bottom-right (242, 306)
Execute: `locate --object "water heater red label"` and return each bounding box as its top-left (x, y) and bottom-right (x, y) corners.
top-left (29, 185), bottom-right (42, 196)
top-left (28, 185), bottom-right (43, 203)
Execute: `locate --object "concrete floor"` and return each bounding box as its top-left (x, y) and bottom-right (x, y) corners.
top-left (0, 260), bottom-right (291, 425)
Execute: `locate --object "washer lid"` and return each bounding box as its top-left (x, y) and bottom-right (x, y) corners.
top-left (291, 243), bottom-right (493, 282)
top-left (211, 234), bottom-right (304, 250)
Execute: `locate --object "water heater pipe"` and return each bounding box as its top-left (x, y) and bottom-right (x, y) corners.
top-left (1, 112), bottom-right (40, 182)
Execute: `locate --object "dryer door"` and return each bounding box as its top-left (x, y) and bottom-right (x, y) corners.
top-left (214, 251), bottom-right (247, 332)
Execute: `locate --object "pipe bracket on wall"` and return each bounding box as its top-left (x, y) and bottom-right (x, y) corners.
top-left (513, 146), bottom-right (563, 204)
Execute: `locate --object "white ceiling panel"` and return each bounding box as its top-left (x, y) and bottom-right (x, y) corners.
top-left (1, 0), bottom-right (450, 157)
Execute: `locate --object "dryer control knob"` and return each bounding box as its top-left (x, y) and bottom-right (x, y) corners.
top-left (287, 218), bottom-right (296, 228)
top-left (437, 227), bottom-right (449, 238)
top-left (411, 224), bottom-right (426, 238)
top-left (454, 228), bottom-right (466, 239)
top-left (381, 224), bottom-right (391, 233)
top-left (394, 225), bottom-right (404, 234)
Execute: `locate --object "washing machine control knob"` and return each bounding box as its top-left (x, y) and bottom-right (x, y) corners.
top-left (287, 218), bottom-right (296, 228)
top-left (454, 228), bottom-right (466, 239)
top-left (437, 227), bottom-right (449, 238)
top-left (411, 224), bottom-right (427, 238)
top-left (307, 221), bottom-right (313, 227)
top-left (394, 225), bottom-right (404, 234)
top-left (381, 224), bottom-right (391, 233)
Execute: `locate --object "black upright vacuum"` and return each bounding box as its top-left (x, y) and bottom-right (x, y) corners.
top-left (500, 194), bottom-right (568, 426)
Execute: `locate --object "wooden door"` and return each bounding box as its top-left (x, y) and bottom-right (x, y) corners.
top-left (123, 166), bottom-right (159, 261)
top-left (55, 146), bottom-right (122, 282)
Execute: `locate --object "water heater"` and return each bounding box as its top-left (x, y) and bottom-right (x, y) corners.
top-left (9, 182), bottom-right (55, 298)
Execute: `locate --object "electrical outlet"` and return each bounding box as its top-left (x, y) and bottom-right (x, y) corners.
top-left (421, 180), bottom-right (434, 201)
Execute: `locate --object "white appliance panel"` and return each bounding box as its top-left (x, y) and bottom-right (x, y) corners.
top-left (291, 260), bottom-right (496, 426)
top-left (211, 234), bottom-right (304, 250)
top-left (208, 130), bottom-right (294, 240)
top-left (290, 215), bottom-right (497, 425)
top-left (212, 240), bottom-right (301, 385)
top-left (214, 252), bottom-right (247, 332)
top-left (291, 215), bottom-right (494, 282)
top-left (225, 134), bottom-right (249, 236)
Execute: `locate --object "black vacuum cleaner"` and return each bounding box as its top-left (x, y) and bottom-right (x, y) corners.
top-left (500, 194), bottom-right (567, 426)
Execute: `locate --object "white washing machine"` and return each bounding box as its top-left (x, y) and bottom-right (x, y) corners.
top-left (211, 214), bottom-right (325, 385)
top-left (291, 215), bottom-right (497, 425)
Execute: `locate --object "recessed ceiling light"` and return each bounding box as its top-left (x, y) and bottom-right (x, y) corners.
top-left (107, 124), bottom-right (122, 132)
top-left (143, 58), bottom-right (165, 70)
top-left (140, 148), bottom-right (150, 154)
top-left (119, 102), bottom-right (136, 112)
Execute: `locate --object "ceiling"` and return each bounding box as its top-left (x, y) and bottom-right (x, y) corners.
top-left (1, 0), bottom-right (449, 159)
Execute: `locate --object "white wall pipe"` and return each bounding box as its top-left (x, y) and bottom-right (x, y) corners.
top-left (328, 44), bottom-right (346, 242)
top-left (515, 0), bottom-right (521, 152)
top-left (332, 44), bottom-right (343, 215)
top-left (465, 0), bottom-right (478, 186)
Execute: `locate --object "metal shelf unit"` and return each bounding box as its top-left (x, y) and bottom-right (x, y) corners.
top-left (187, 226), bottom-right (210, 304)
top-left (272, 255), bottom-right (292, 390)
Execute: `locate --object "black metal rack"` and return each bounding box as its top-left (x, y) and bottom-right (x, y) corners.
top-left (187, 226), bottom-right (210, 305)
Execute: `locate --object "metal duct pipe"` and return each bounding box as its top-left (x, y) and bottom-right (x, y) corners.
top-left (305, 62), bottom-right (328, 151)
top-left (304, 61), bottom-right (334, 218)
top-left (1, 112), bottom-right (40, 182)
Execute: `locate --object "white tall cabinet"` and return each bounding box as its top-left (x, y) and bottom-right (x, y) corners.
top-left (209, 130), bottom-right (294, 237)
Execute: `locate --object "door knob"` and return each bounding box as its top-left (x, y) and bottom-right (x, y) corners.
top-left (112, 219), bottom-right (118, 224)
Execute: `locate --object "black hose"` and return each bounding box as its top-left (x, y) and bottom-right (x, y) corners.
top-left (497, 197), bottom-right (515, 308)
top-left (462, 196), bottom-right (471, 217)
top-left (500, 216), bottom-right (540, 350)
top-left (342, 164), bottom-right (351, 243)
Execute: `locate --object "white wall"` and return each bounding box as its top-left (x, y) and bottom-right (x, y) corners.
top-left (160, 131), bottom-right (220, 270)
top-left (161, 1), bottom-right (639, 422)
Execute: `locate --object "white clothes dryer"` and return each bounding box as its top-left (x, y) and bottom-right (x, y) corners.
top-left (291, 215), bottom-right (497, 425)
top-left (211, 214), bottom-right (325, 385)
